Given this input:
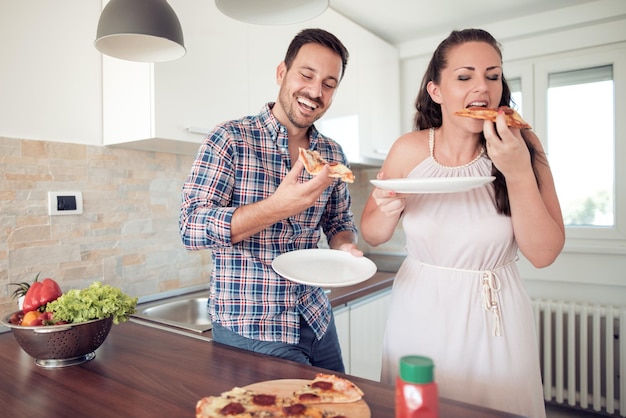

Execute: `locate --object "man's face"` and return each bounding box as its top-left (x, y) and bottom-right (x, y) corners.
top-left (275, 43), bottom-right (343, 129)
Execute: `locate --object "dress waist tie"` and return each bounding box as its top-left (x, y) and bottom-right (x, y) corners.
top-left (415, 257), bottom-right (519, 337)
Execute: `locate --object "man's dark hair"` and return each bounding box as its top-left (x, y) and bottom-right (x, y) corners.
top-left (284, 28), bottom-right (349, 81)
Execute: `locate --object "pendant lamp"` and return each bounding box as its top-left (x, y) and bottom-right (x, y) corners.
top-left (215, 0), bottom-right (329, 25)
top-left (95, 0), bottom-right (186, 63)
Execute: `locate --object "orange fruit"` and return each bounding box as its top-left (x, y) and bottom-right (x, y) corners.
top-left (21, 310), bottom-right (41, 326)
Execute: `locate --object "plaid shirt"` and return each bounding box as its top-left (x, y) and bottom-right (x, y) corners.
top-left (179, 103), bottom-right (357, 344)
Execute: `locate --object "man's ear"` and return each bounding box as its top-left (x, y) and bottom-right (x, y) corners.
top-left (427, 80), bottom-right (443, 104)
top-left (276, 61), bottom-right (287, 85)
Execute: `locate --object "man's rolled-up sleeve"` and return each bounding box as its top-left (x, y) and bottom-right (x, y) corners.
top-left (179, 129), bottom-right (237, 250)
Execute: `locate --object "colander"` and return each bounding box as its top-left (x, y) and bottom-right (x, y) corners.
top-left (1, 311), bottom-right (113, 368)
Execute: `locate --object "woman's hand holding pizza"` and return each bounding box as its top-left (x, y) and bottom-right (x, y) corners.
top-left (483, 111), bottom-right (533, 180)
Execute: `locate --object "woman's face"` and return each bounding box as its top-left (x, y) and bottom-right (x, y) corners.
top-left (428, 41), bottom-right (503, 131)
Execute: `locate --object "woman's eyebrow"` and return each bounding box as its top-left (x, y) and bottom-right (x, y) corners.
top-left (453, 65), bottom-right (502, 71)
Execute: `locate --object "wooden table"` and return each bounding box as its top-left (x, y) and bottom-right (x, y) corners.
top-left (0, 322), bottom-right (523, 417)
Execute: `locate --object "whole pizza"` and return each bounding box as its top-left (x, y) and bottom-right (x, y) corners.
top-left (196, 373), bottom-right (366, 417)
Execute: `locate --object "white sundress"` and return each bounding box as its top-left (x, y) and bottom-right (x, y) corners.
top-left (380, 128), bottom-right (545, 418)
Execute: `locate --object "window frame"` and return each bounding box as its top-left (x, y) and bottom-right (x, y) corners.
top-left (505, 43), bottom-right (626, 254)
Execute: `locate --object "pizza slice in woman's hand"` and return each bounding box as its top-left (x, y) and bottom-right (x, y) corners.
top-left (455, 105), bottom-right (531, 129)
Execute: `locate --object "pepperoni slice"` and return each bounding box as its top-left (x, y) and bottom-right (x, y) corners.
top-left (311, 380), bottom-right (333, 391)
top-left (252, 393), bottom-right (277, 406)
top-left (283, 403), bottom-right (307, 415)
top-left (498, 106), bottom-right (514, 115)
top-left (298, 392), bottom-right (322, 402)
top-left (220, 401), bottom-right (246, 415)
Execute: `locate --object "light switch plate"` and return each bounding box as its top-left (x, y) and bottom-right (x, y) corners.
top-left (48, 191), bottom-right (83, 216)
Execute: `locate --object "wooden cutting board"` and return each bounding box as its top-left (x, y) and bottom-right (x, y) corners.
top-left (244, 379), bottom-right (371, 417)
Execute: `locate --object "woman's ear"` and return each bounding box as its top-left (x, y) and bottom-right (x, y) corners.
top-left (427, 80), bottom-right (443, 104)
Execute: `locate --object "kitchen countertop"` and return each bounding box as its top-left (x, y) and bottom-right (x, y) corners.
top-left (0, 321), bottom-right (524, 417)
top-left (0, 256), bottom-right (524, 417)
top-left (327, 270), bottom-right (395, 308)
top-left (128, 270), bottom-right (397, 341)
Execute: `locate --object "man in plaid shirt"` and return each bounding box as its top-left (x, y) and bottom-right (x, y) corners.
top-left (179, 28), bottom-right (362, 372)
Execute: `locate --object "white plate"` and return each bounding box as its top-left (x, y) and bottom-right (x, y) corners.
top-left (370, 176), bottom-right (495, 194)
top-left (272, 249), bottom-right (377, 287)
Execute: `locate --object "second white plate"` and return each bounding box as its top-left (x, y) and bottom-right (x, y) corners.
top-left (272, 249), bottom-right (377, 288)
top-left (370, 176), bottom-right (495, 194)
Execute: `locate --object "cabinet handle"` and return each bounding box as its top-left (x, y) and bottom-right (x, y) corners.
top-left (187, 126), bottom-right (211, 135)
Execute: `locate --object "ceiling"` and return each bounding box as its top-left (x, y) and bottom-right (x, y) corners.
top-left (328, 0), bottom-right (600, 45)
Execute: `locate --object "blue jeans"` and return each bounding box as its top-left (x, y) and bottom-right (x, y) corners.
top-left (211, 314), bottom-right (345, 373)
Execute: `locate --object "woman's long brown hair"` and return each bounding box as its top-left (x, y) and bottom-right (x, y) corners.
top-left (413, 28), bottom-right (545, 216)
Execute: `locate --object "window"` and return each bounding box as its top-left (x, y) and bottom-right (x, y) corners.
top-left (547, 65), bottom-right (614, 227)
top-left (316, 114), bottom-right (360, 161)
top-left (508, 77), bottom-right (523, 115)
top-left (530, 44), bottom-right (626, 249)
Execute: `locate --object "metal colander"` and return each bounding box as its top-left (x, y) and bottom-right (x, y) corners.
top-left (1, 312), bottom-right (113, 368)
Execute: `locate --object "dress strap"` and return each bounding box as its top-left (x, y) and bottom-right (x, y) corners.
top-left (415, 257), bottom-right (518, 337)
top-left (428, 127), bottom-right (435, 157)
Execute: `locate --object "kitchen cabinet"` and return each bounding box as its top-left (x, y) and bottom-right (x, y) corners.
top-left (334, 288), bottom-right (392, 381)
top-left (303, 11), bottom-right (401, 163)
top-left (102, 0), bottom-right (249, 155)
top-left (102, 2), bottom-right (400, 158)
top-left (333, 305), bottom-right (351, 370)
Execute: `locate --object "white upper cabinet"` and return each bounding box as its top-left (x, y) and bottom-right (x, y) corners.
top-left (102, 1), bottom-right (249, 155)
top-left (102, 2), bottom-right (401, 159)
top-left (309, 11), bottom-right (401, 163)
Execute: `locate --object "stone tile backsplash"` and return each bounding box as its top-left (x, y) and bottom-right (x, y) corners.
top-left (0, 137), bottom-right (404, 313)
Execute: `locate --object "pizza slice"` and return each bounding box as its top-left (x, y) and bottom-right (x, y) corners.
top-left (196, 387), bottom-right (283, 417)
top-left (298, 148), bottom-right (355, 183)
top-left (279, 403), bottom-right (329, 418)
top-left (454, 105), bottom-right (531, 129)
top-left (291, 373), bottom-right (364, 404)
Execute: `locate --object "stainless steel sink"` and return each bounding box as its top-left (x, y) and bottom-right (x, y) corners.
top-left (131, 287), bottom-right (332, 335)
top-left (131, 292), bottom-right (212, 333)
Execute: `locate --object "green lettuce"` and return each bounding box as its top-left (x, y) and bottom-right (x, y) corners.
top-left (46, 281), bottom-right (138, 324)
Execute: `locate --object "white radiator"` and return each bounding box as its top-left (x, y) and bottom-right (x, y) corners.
top-left (532, 299), bottom-right (626, 417)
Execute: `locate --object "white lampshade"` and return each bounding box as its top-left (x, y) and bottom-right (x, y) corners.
top-left (95, 0), bottom-right (186, 63)
top-left (215, 0), bottom-right (329, 25)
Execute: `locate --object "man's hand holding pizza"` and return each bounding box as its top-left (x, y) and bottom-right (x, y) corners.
top-left (230, 160), bottom-right (332, 244)
top-left (272, 159), bottom-right (334, 216)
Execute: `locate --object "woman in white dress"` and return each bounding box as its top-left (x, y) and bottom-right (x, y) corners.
top-left (360, 29), bottom-right (565, 417)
